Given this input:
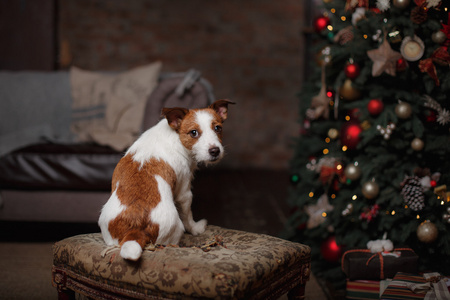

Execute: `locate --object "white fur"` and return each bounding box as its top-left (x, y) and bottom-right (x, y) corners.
top-left (152, 175), bottom-right (185, 245)
top-left (120, 241), bottom-right (142, 261)
top-left (98, 185), bottom-right (126, 246)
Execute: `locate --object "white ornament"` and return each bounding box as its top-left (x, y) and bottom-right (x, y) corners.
top-left (419, 176), bottom-right (432, 192)
top-left (376, 123), bottom-right (396, 140)
top-left (426, 0), bottom-right (442, 8)
top-left (367, 233), bottom-right (394, 253)
top-left (376, 0), bottom-right (391, 11)
top-left (352, 8), bottom-right (366, 26)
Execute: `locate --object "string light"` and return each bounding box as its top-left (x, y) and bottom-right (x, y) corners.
top-left (345, 115), bottom-right (351, 121)
top-left (342, 145), bottom-right (348, 151)
top-left (331, 194), bottom-right (336, 199)
top-left (363, 34), bottom-right (368, 39)
top-left (309, 192), bottom-right (314, 197)
top-left (331, 8), bottom-right (336, 13)
top-left (391, 210), bottom-right (396, 215)
top-left (325, 137), bottom-right (331, 143)
top-left (336, 164), bottom-right (342, 170)
top-left (416, 215), bottom-right (420, 219)
top-left (322, 212), bottom-right (327, 217)
top-left (341, 16), bottom-right (346, 21)
top-left (323, 148), bottom-right (329, 154)
top-left (352, 195), bottom-right (357, 200)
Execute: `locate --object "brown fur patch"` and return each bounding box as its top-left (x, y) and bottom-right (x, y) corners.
top-left (108, 155), bottom-right (176, 247)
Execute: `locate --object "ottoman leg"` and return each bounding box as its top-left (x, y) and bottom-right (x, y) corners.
top-left (287, 283), bottom-right (306, 300)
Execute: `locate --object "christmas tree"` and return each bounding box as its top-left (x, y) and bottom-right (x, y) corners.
top-left (284, 0), bottom-right (450, 285)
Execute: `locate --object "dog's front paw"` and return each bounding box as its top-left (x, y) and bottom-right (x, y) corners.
top-left (190, 219), bottom-right (207, 236)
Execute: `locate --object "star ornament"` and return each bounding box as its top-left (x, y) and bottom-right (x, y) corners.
top-left (367, 39), bottom-right (402, 77)
top-left (305, 194), bottom-right (334, 229)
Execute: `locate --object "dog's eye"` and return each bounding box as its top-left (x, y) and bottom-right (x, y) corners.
top-left (189, 130), bottom-right (199, 138)
top-left (214, 125), bottom-right (222, 133)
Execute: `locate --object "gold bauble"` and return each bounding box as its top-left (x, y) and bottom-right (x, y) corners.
top-left (393, 0), bottom-right (410, 9)
top-left (328, 128), bottom-right (339, 140)
top-left (411, 138), bottom-right (424, 151)
top-left (344, 164), bottom-right (361, 181)
top-left (339, 79), bottom-right (361, 101)
top-left (362, 181), bottom-right (379, 199)
top-left (395, 102), bottom-right (412, 119)
top-left (417, 221), bottom-right (438, 243)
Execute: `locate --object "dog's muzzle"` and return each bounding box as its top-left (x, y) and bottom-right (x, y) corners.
top-left (208, 147), bottom-right (221, 161)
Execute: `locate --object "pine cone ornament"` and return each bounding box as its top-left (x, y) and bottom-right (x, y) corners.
top-left (401, 176), bottom-right (425, 211)
top-left (410, 5), bottom-right (427, 24)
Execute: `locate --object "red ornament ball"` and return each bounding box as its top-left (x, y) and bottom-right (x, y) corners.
top-left (313, 15), bottom-right (330, 32)
top-left (320, 236), bottom-right (343, 262)
top-left (430, 180), bottom-right (437, 187)
top-left (425, 110), bottom-right (437, 123)
top-left (367, 99), bottom-right (384, 116)
top-left (397, 57), bottom-right (408, 72)
top-left (344, 62), bottom-right (360, 79)
top-left (340, 121), bottom-right (362, 150)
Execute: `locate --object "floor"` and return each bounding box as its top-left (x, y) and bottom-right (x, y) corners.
top-left (0, 169), bottom-right (328, 299)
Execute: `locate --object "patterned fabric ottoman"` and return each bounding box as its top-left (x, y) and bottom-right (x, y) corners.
top-left (52, 225), bottom-right (311, 299)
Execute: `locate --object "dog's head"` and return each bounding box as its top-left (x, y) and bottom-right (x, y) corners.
top-left (161, 99), bottom-right (235, 165)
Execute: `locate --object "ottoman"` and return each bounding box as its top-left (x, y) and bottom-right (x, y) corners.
top-left (52, 225), bottom-right (311, 299)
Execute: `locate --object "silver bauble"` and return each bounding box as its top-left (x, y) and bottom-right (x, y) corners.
top-left (432, 31), bottom-right (447, 44)
top-left (395, 102), bottom-right (412, 119)
top-left (417, 221), bottom-right (438, 243)
top-left (362, 181), bottom-right (380, 199)
top-left (393, 0), bottom-right (410, 9)
top-left (411, 138), bottom-right (424, 151)
top-left (345, 164), bottom-right (362, 181)
top-left (443, 214), bottom-right (450, 224)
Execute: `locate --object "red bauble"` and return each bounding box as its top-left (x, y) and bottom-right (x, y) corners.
top-left (397, 58), bottom-right (408, 72)
top-left (425, 110), bottom-right (437, 122)
top-left (367, 99), bottom-right (384, 116)
top-left (344, 62), bottom-right (360, 79)
top-left (340, 121), bottom-right (362, 150)
top-left (320, 236), bottom-right (343, 262)
top-left (313, 16), bottom-right (330, 32)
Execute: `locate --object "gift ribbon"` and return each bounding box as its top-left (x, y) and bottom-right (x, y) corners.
top-left (341, 248), bottom-right (415, 279)
top-left (390, 278), bottom-right (450, 300)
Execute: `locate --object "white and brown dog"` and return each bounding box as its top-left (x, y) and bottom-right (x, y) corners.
top-left (98, 99), bottom-right (234, 261)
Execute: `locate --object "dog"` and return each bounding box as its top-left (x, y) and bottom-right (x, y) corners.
top-left (98, 99), bottom-right (234, 261)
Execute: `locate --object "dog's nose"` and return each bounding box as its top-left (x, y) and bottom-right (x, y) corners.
top-left (209, 147), bottom-right (220, 158)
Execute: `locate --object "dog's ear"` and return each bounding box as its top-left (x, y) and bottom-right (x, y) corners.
top-left (161, 107), bottom-right (189, 131)
top-left (210, 99), bottom-right (235, 122)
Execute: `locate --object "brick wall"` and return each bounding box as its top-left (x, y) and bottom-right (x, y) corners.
top-left (59, 0), bottom-right (305, 169)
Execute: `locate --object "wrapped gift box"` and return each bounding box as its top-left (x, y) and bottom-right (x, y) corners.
top-left (346, 279), bottom-right (380, 300)
top-left (381, 272), bottom-right (450, 300)
top-left (341, 249), bottom-right (418, 280)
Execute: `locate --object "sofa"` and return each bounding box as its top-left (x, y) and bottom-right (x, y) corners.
top-left (0, 62), bottom-right (214, 223)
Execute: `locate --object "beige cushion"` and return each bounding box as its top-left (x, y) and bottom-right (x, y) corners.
top-left (52, 225), bottom-right (311, 299)
top-left (70, 61), bottom-right (162, 151)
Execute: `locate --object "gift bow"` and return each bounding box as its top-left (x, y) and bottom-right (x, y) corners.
top-left (405, 279), bottom-right (450, 300)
